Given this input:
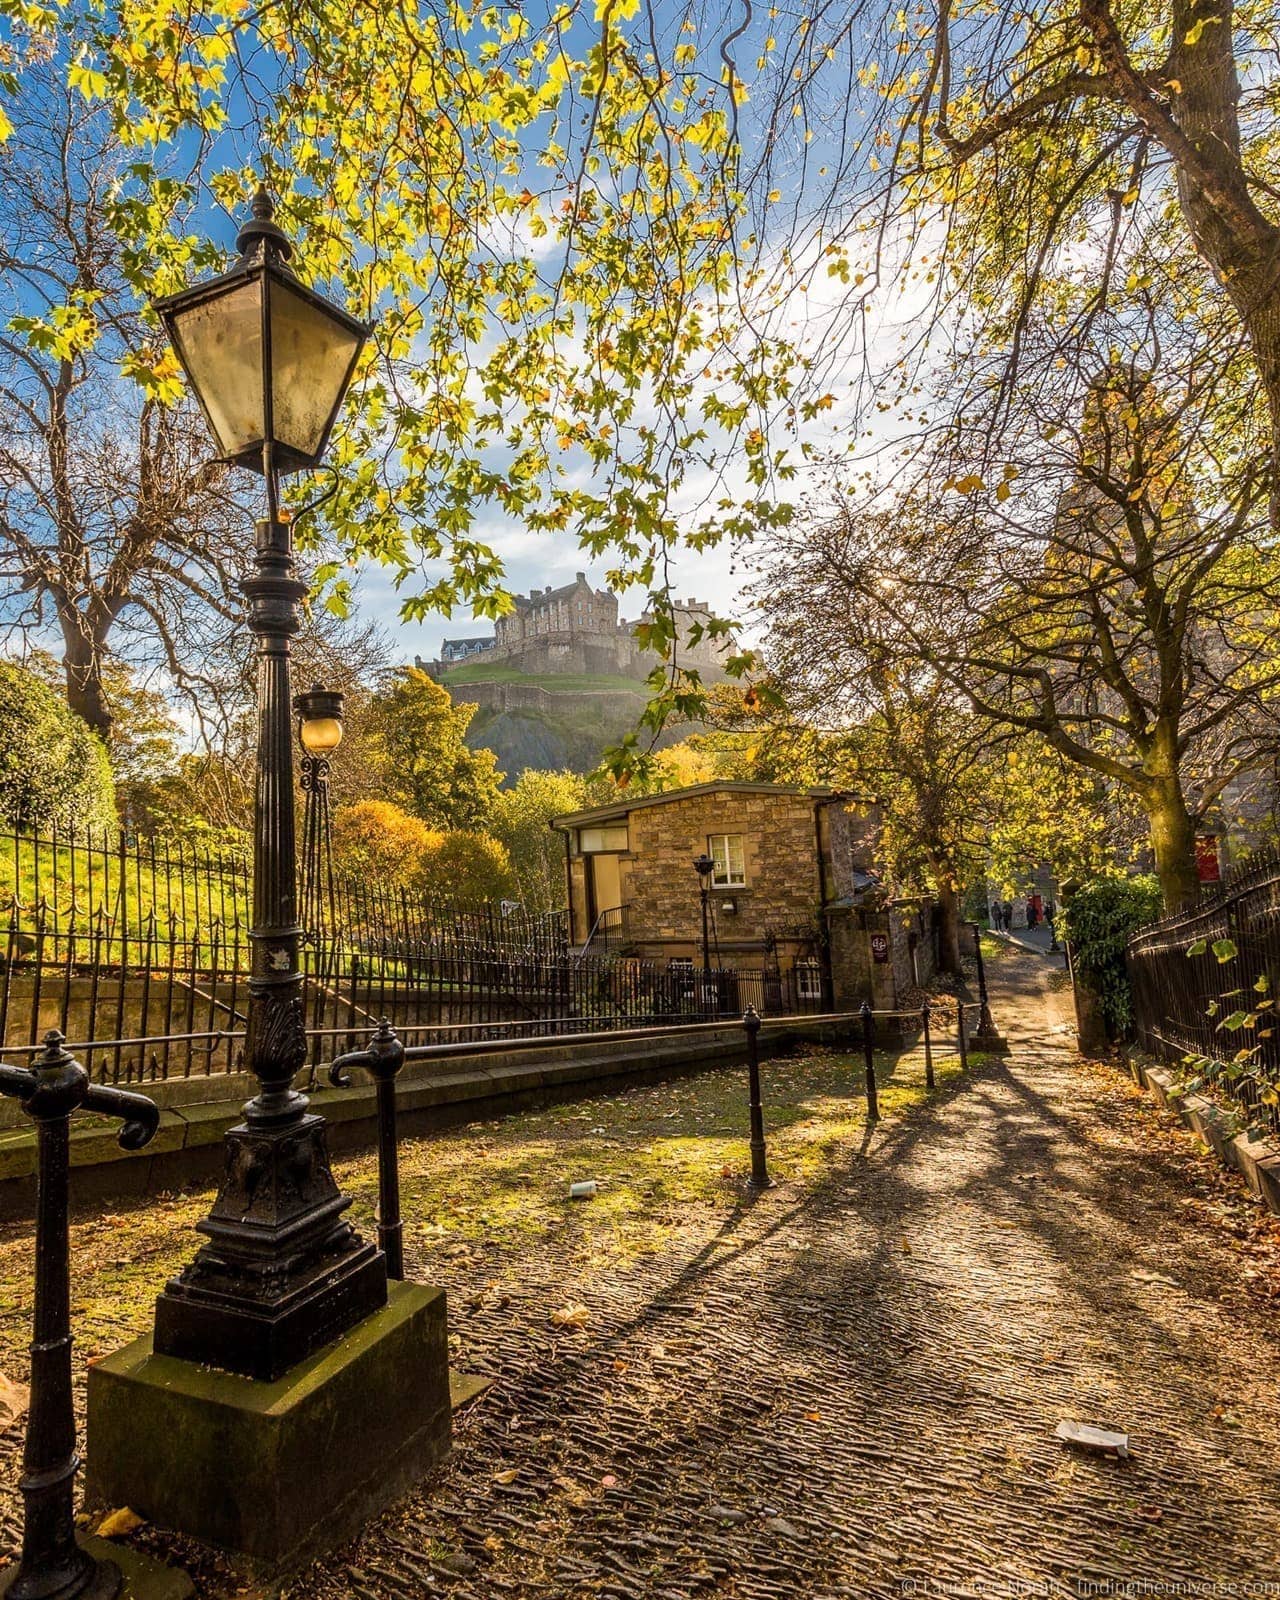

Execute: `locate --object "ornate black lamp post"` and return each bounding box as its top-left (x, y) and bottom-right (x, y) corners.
top-left (149, 190), bottom-right (386, 1381)
top-left (693, 852), bottom-right (714, 1015)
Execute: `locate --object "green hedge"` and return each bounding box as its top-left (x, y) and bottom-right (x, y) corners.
top-left (0, 661), bottom-right (116, 833)
top-left (1062, 875), bottom-right (1162, 1038)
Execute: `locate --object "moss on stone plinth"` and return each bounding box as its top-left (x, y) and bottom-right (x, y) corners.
top-left (84, 1281), bottom-right (451, 1573)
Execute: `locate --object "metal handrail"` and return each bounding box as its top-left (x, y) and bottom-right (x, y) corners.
top-left (575, 902), bottom-right (631, 962)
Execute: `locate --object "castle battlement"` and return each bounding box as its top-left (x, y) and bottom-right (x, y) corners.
top-left (425, 575), bottom-right (730, 682)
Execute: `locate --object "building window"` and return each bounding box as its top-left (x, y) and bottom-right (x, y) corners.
top-left (795, 962), bottom-right (824, 1001)
top-left (580, 825), bottom-right (629, 853)
top-left (709, 834), bottom-right (746, 887)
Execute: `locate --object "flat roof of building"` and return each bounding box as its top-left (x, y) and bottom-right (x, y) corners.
top-left (550, 781), bottom-right (853, 831)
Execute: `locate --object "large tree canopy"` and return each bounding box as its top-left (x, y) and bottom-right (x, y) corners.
top-left (771, 342), bottom-right (1280, 911)
top-left (0, 64), bottom-right (248, 737)
top-left (2, 0), bottom-right (1275, 776)
top-left (0, 0), bottom-right (791, 741)
top-left (735, 0), bottom-right (1280, 524)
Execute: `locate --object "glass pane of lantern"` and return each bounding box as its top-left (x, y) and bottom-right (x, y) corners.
top-left (166, 279), bottom-right (265, 461)
top-left (268, 278), bottom-right (362, 465)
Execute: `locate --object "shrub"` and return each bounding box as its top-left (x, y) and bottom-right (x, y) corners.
top-left (0, 660), bottom-right (116, 833)
top-left (331, 800), bottom-right (436, 888)
top-left (1062, 874), bottom-right (1162, 1038)
top-left (416, 830), bottom-right (516, 906)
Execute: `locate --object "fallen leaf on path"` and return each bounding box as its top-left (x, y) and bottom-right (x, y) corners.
top-left (96, 1507), bottom-right (146, 1539)
top-left (492, 1469), bottom-right (519, 1485)
top-left (0, 1372), bottom-right (28, 1425)
top-left (551, 1303), bottom-right (590, 1328)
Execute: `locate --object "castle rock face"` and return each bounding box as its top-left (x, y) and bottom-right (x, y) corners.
top-left (424, 574), bottom-right (730, 680)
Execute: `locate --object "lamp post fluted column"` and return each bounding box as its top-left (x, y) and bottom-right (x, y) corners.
top-left (152, 513), bottom-right (385, 1382)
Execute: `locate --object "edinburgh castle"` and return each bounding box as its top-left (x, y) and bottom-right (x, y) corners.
top-left (420, 575), bottom-right (730, 681)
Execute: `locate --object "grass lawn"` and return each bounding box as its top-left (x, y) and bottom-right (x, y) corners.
top-left (0, 1039), bottom-right (972, 1382)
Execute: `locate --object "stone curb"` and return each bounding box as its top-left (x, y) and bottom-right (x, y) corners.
top-left (1126, 1053), bottom-right (1280, 1217)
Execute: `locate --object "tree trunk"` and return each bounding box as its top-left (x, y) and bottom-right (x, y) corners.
top-left (1163, 0), bottom-right (1280, 529)
top-left (60, 626), bottom-right (112, 742)
top-left (935, 878), bottom-right (962, 974)
top-left (1145, 783), bottom-right (1200, 912)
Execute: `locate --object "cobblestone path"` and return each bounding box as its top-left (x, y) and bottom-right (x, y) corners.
top-left (281, 947), bottom-right (1280, 1600)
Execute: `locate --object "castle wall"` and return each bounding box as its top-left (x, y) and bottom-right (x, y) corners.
top-left (427, 581), bottom-right (732, 683)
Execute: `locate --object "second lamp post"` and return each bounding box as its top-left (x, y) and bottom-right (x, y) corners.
top-left (693, 852), bottom-right (715, 1016)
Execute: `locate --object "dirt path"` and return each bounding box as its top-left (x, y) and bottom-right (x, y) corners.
top-left (268, 945), bottom-right (1280, 1598)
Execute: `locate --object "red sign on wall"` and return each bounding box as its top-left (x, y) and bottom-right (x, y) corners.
top-left (1195, 835), bottom-right (1222, 884)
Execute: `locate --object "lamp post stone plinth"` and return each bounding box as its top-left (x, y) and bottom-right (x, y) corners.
top-left (152, 516), bottom-right (385, 1383)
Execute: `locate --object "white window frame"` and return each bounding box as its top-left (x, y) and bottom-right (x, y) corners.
top-left (709, 833), bottom-right (746, 887)
top-left (795, 962), bottom-right (824, 1000)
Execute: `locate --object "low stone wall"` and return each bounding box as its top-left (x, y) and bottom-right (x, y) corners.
top-left (1126, 1053), bottom-right (1280, 1216)
top-left (0, 1014), bottom-right (862, 1219)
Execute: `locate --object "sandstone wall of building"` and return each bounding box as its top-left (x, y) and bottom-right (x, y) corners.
top-left (825, 899), bottom-right (938, 1019)
top-left (618, 790), bottom-right (825, 956)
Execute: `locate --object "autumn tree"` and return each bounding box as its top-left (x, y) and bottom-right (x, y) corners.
top-left (418, 830), bottom-right (516, 908)
top-left (0, 62), bottom-right (250, 738)
top-left (331, 801), bottom-right (436, 891)
top-left (368, 669), bottom-right (503, 833)
top-left (488, 769), bottom-right (608, 915)
top-left (780, 348), bottom-right (1280, 911)
top-left (753, 554), bottom-right (997, 971)
top-left (734, 0), bottom-right (1280, 534)
top-left (0, 0), bottom-right (795, 761)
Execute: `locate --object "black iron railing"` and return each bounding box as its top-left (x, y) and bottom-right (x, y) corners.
top-left (1126, 852), bottom-right (1280, 1135)
top-left (0, 824), bottom-right (837, 1087)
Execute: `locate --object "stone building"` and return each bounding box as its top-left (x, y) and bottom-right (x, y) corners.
top-left (550, 781), bottom-right (938, 1011)
top-left (426, 576), bottom-right (729, 681)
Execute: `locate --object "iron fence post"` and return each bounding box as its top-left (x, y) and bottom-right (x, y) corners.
top-left (922, 1000), bottom-right (934, 1090)
top-left (330, 1018), bottom-right (407, 1279)
top-left (860, 1001), bottom-right (879, 1120)
top-left (0, 1031), bottom-right (159, 1600)
top-left (742, 1007), bottom-right (773, 1192)
top-left (971, 922), bottom-right (996, 1036)
top-left (958, 1003), bottom-right (969, 1072)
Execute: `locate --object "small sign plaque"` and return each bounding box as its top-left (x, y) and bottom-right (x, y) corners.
top-left (1195, 835), bottom-right (1221, 884)
top-left (870, 932), bottom-right (890, 964)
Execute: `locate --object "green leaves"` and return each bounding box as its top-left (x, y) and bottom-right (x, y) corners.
top-left (68, 51), bottom-right (108, 101)
top-left (1188, 935), bottom-right (1239, 964)
top-left (53, 0), bottom-right (798, 765)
